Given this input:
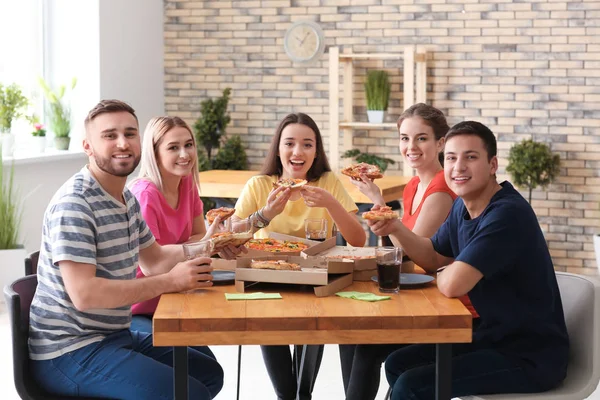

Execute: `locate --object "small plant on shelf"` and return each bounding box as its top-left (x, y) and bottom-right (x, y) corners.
top-left (506, 139), bottom-right (560, 204)
top-left (38, 76), bottom-right (77, 150)
top-left (364, 70), bottom-right (390, 123)
top-left (342, 148), bottom-right (396, 173)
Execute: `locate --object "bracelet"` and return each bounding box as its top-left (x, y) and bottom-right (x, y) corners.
top-left (257, 208), bottom-right (271, 223)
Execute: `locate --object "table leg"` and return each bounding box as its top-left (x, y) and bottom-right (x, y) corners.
top-left (236, 345), bottom-right (242, 400)
top-left (295, 345), bottom-right (308, 400)
top-left (174, 346), bottom-right (188, 400)
top-left (435, 343), bottom-right (452, 400)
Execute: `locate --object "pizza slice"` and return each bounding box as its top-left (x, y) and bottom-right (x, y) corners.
top-left (341, 163), bottom-right (384, 180)
top-left (206, 207), bottom-right (235, 225)
top-left (210, 231), bottom-right (253, 252)
top-left (249, 259), bottom-right (302, 271)
top-left (273, 178), bottom-right (308, 190)
top-left (362, 206), bottom-right (399, 221)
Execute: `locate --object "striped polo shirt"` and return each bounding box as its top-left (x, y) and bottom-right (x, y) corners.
top-left (29, 166), bottom-right (155, 360)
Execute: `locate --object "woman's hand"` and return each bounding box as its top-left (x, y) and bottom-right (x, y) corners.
top-left (202, 215), bottom-right (228, 240)
top-left (262, 186), bottom-right (292, 220)
top-left (300, 186), bottom-right (336, 209)
top-left (350, 174), bottom-right (385, 206)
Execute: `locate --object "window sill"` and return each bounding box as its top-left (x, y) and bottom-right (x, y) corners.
top-left (2, 149), bottom-right (86, 166)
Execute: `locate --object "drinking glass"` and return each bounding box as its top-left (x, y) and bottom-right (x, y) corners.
top-left (183, 240), bottom-right (213, 260)
top-left (232, 218), bottom-right (252, 234)
top-left (375, 246), bottom-right (402, 294)
top-left (305, 218), bottom-right (327, 242)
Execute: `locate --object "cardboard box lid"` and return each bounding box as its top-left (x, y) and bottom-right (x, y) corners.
top-left (302, 245), bottom-right (377, 271)
top-left (234, 271), bottom-right (353, 297)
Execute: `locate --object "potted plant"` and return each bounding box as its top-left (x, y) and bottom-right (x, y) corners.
top-left (0, 151), bottom-right (25, 289)
top-left (30, 121), bottom-right (47, 153)
top-left (194, 87), bottom-right (231, 162)
top-left (0, 83), bottom-right (29, 157)
top-left (341, 148), bottom-right (396, 172)
top-left (38, 77), bottom-right (77, 150)
top-left (506, 139), bottom-right (561, 205)
top-left (364, 70), bottom-right (391, 124)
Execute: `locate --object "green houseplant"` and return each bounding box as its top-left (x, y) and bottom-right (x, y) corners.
top-left (0, 83), bottom-right (29, 157)
top-left (364, 70), bottom-right (391, 124)
top-left (38, 77), bottom-right (77, 150)
top-left (342, 148), bottom-right (396, 173)
top-left (0, 151), bottom-right (22, 250)
top-left (506, 139), bottom-right (561, 204)
top-left (194, 88), bottom-right (231, 162)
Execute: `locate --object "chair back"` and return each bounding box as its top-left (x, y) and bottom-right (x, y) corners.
top-left (25, 250), bottom-right (40, 276)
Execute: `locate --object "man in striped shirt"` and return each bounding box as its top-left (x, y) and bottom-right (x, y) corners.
top-left (29, 100), bottom-right (223, 400)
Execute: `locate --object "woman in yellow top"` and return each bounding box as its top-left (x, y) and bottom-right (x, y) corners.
top-left (233, 112), bottom-right (365, 400)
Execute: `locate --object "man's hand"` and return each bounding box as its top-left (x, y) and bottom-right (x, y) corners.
top-left (167, 257), bottom-right (214, 292)
top-left (367, 217), bottom-right (402, 237)
top-left (301, 186), bottom-right (336, 208)
top-left (263, 186), bottom-right (292, 220)
top-left (218, 244), bottom-right (248, 260)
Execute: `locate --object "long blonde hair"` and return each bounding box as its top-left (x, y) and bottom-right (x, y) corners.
top-left (132, 116), bottom-right (200, 193)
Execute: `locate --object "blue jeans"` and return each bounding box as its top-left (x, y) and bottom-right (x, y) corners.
top-left (30, 329), bottom-right (223, 400)
top-left (131, 314), bottom-right (217, 360)
top-left (385, 344), bottom-right (546, 400)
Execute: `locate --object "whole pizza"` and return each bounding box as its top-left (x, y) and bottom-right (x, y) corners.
top-left (246, 238), bottom-right (309, 253)
top-left (341, 163), bottom-right (384, 180)
top-left (206, 207), bottom-right (235, 225)
top-left (362, 206), bottom-right (399, 221)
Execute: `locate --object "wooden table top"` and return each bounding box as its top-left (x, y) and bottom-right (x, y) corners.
top-left (198, 170), bottom-right (411, 204)
top-left (153, 281), bottom-right (472, 347)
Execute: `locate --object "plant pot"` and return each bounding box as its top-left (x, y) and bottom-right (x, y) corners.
top-left (0, 246), bottom-right (26, 292)
top-left (54, 136), bottom-right (70, 150)
top-left (1, 133), bottom-right (15, 157)
top-left (367, 110), bottom-right (384, 124)
top-left (32, 136), bottom-right (47, 153)
top-left (594, 234), bottom-right (600, 273)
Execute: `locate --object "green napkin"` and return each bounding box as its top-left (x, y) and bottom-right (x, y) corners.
top-left (336, 291), bottom-right (391, 302)
top-left (225, 292), bottom-right (282, 301)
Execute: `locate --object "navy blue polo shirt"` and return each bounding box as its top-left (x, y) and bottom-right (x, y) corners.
top-left (431, 181), bottom-right (569, 389)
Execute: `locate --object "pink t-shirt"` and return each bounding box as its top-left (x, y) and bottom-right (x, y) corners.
top-left (129, 175), bottom-right (203, 315)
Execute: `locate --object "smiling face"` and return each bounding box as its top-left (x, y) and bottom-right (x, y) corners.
top-left (399, 116), bottom-right (444, 171)
top-left (155, 126), bottom-right (196, 180)
top-left (84, 111), bottom-right (141, 178)
top-left (278, 123), bottom-right (317, 180)
top-left (444, 134), bottom-right (498, 201)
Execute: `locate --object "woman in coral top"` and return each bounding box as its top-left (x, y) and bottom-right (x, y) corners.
top-left (340, 103), bottom-right (478, 400)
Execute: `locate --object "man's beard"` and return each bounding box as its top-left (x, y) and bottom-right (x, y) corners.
top-left (94, 154), bottom-right (141, 177)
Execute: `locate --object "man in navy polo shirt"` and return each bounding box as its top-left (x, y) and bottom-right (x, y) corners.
top-left (367, 121), bottom-right (569, 400)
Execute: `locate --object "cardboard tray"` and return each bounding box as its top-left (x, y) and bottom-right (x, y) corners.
top-left (234, 273), bottom-right (353, 298)
top-left (302, 244), bottom-right (377, 271)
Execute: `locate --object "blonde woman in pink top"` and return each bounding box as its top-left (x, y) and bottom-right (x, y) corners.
top-left (129, 116), bottom-right (240, 359)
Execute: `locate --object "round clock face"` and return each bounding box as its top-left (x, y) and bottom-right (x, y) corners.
top-left (284, 21), bottom-right (325, 63)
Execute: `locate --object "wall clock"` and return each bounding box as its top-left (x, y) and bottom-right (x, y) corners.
top-left (284, 20), bottom-right (326, 64)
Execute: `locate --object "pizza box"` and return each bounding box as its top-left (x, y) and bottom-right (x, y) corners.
top-left (234, 273), bottom-right (353, 298)
top-left (302, 245), bottom-right (377, 271)
top-left (242, 232), bottom-right (336, 258)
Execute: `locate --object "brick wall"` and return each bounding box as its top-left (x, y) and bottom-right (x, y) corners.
top-left (164, 0), bottom-right (600, 274)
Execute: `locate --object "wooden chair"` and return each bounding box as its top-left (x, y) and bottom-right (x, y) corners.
top-left (24, 250), bottom-right (40, 276)
top-left (4, 275), bottom-right (112, 399)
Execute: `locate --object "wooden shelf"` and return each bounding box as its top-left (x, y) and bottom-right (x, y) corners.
top-left (339, 122), bottom-right (398, 129)
top-left (329, 46), bottom-right (428, 175)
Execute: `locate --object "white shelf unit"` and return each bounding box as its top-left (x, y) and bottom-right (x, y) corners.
top-left (328, 46), bottom-right (427, 175)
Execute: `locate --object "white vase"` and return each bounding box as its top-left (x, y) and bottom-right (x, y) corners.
top-left (1, 133), bottom-right (15, 157)
top-left (32, 136), bottom-right (46, 153)
top-left (367, 110), bottom-right (384, 124)
top-left (0, 246), bottom-right (27, 293)
top-left (594, 234), bottom-right (600, 273)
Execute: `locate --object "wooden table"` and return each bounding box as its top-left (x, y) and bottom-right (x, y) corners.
top-left (198, 170), bottom-right (411, 204)
top-left (154, 281), bottom-right (472, 400)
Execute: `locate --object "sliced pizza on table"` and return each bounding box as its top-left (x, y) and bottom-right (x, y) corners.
top-left (206, 207), bottom-right (235, 225)
top-left (210, 231), bottom-right (253, 252)
top-left (248, 259), bottom-right (302, 271)
top-left (341, 162), bottom-right (384, 180)
top-left (362, 206), bottom-right (399, 221)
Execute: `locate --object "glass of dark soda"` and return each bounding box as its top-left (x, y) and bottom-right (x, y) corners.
top-left (375, 246), bottom-right (402, 294)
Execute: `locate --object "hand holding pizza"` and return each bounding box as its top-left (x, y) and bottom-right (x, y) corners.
top-left (218, 243), bottom-right (248, 260)
top-left (300, 186), bottom-right (336, 208)
top-left (263, 185), bottom-right (292, 220)
top-left (349, 173), bottom-right (385, 206)
top-left (364, 204), bottom-right (401, 237)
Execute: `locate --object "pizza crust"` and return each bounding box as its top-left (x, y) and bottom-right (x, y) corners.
top-left (249, 260), bottom-right (302, 271)
top-left (206, 207), bottom-right (235, 225)
top-left (273, 178), bottom-right (308, 190)
top-left (341, 163), bottom-right (384, 180)
top-left (210, 231), bottom-right (253, 252)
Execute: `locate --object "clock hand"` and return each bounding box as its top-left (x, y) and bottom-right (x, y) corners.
top-left (299, 32), bottom-right (311, 45)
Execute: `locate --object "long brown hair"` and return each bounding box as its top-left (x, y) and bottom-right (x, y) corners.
top-left (397, 103), bottom-right (449, 164)
top-left (260, 113), bottom-right (331, 182)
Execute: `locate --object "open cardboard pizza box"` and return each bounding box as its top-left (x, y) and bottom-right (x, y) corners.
top-left (302, 243), bottom-right (377, 271)
top-left (234, 254), bottom-right (353, 297)
top-left (243, 232), bottom-right (337, 257)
